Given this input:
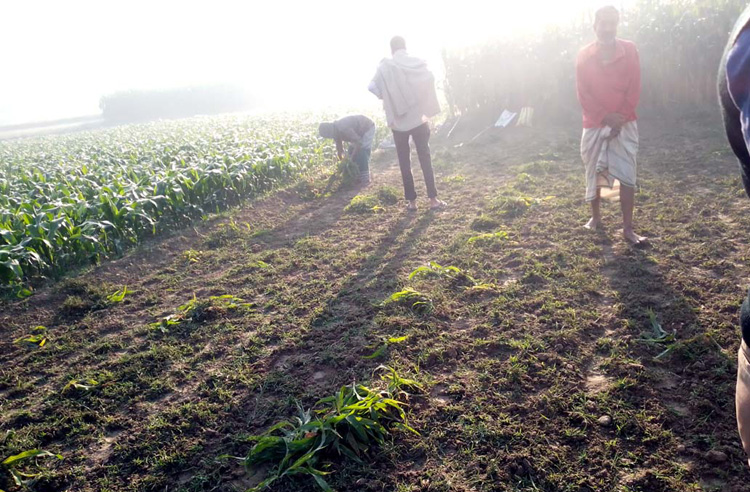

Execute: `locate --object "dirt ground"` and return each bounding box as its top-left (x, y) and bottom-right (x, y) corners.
top-left (2, 114), bottom-right (750, 492)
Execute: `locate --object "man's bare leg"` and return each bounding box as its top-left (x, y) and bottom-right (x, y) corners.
top-left (585, 188), bottom-right (602, 230)
top-left (620, 184), bottom-right (647, 244)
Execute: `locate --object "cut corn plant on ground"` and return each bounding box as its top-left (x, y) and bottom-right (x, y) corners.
top-left (12, 326), bottom-right (48, 348)
top-left (106, 286), bottom-right (131, 304)
top-left (60, 379), bottom-right (99, 394)
top-left (638, 309), bottom-right (678, 360)
top-left (408, 261), bottom-right (477, 287)
top-left (381, 288), bottom-right (434, 314)
top-left (1, 450), bottom-right (63, 490)
top-left (467, 230), bottom-right (510, 246)
top-left (149, 294), bottom-right (252, 331)
top-left (362, 335), bottom-right (409, 360)
top-left (230, 366), bottom-right (419, 492)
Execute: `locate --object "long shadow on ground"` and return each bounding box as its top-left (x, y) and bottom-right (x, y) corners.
top-left (603, 240), bottom-right (741, 490)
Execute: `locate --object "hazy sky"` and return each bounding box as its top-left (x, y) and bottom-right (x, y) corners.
top-left (0, 0), bottom-right (613, 125)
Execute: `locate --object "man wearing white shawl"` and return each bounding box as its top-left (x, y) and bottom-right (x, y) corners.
top-left (369, 36), bottom-right (445, 211)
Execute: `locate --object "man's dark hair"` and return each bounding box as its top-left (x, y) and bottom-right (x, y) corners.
top-left (594, 5), bottom-right (620, 24)
top-left (390, 36), bottom-right (406, 53)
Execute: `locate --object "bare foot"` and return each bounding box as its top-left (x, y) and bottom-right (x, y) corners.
top-left (584, 218), bottom-right (602, 231)
top-left (430, 198), bottom-right (447, 209)
top-left (406, 200), bottom-right (418, 212)
top-left (623, 229), bottom-right (648, 245)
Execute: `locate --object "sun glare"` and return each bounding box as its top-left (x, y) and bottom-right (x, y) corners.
top-left (1, 0), bottom-right (611, 123)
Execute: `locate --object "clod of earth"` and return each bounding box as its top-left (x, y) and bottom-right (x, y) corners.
top-left (705, 450), bottom-right (728, 464)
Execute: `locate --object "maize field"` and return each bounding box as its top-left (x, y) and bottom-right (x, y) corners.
top-left (0, 115), bottom-right (329, 291)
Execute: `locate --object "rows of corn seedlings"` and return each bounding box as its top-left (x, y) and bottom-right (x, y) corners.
top-left (0, 114), bottom-right (330, 292)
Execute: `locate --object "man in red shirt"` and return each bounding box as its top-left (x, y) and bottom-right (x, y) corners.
top-left (576, 6), bottom-right (647, 245)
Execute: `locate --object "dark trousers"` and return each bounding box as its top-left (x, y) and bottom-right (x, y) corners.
top-left (350, 145), bottom-right (372, 180)
top-left (393, 123), bottom-right (438, 200)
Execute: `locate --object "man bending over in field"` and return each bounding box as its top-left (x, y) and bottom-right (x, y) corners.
top-left (576, 6), bottom-right (646, 245)
top-left (369, 36), bottom-right (445, 211)
top-left (319, 115), bottom-right (376, 185)
top-left (720, 2), bottom-right (750, 467)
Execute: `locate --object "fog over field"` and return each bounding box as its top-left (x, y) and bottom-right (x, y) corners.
top-left (1, 0), bottom-right (608, 125)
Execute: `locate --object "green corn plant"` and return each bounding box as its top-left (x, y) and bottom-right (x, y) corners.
top-left (182, 250), bottom-right (204, 263)
top-left (486, 194), bottom-right (554, 220)
top-left (638, 309), bottom-right (677, 360)
top-left (61, 379), bottom-right (99, 394)
top-left (409, 261), bottom-right (477, 287)
top-left (151, 294), bottom-right (252, 331)
top-left (178, 294), bottom-right (251, 322)
top-left (363, 335), bottom-right (409, 360)
top-left (381, 288), bottom-right (433, 314)
top-left (375, 365), bottom-right (424, 394)
top-left (1, 449), bottom-right (63, 489)
top-left (206, 294), bottom-right (252, 309)
top-left (344, 195), bottom-right (384, 214)
top-left (148, 314), bottom-right (182, 333)
top-left (337, 157), bottom-right (360, 183)
top-left (106, 286), bottom-right (131, 303)
top-left (515, 173), bottom-right (536, 188)
top-left (491, 195), bottom-right (535, 217)
top-left (229, 366), bottom-right (419, 492)
top-left (467, 231), bottom-right (509, 245)
top-left (376, 186), bottom-right (400, 205)
top-left (13, 326), bottom-right (48, 348)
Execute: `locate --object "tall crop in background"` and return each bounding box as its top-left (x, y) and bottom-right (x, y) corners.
top-left (0, 114), bottom-right (332, 292)
top-left (443, 0), bottom-right (746, 120)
